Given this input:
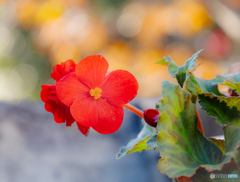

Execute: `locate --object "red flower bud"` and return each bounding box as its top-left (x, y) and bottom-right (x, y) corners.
top-left (228, 89), bottom-right (239, 96)
top-left (143, 109), bottom-right (160, 127)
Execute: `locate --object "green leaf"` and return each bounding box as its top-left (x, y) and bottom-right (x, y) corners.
top-left (192, 125), bottom-right (240, 181)
top-left (204, 72), bottom-right (240, 95)
top-left (156, 102), bottom-right (161, 110)
top-left (186, 73), bottom-right (240, 126)
top-left (208, 138), bottom-right (225, 154)
top-left (207, 72), bottom-right (240, 85)
top-left (198, 94), bottom-right (240, 126)
top-left (199, 72), bottom-right (240, 94)
top-left (192, 159), bottom-right (239, 182)
top-left (218, 97), bottom-right (240, 111)
top-left (175, 49), bottom-right (202, 87)
top-left (224, 125), bottom-right (240, 156)
top-left (186, 73), bottom-right (224, 96)
top-left (116, 121), bottom-right (157, 159)
top-left (157, 50), bottom-right (202, 88)
top-left (222, 80), bottom-right (240, 95)
top-left (233, 148), bottom-right (240, 175)
top-left (156, 81), bottom-right (240, 178)
top-left (156, 56), bottom-right (179, 77)
top-left (146, 135), bottom-right (157, 148)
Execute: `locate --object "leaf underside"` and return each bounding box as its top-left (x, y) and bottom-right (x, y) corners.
top-left (116, 120), bottom-right (157, 159)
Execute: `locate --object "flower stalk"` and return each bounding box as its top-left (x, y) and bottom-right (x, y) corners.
top-left (123, 104), bottom-right (143, 118)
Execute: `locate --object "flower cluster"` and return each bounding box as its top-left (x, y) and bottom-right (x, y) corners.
top-left (41, 55), bottom-right (139, 136)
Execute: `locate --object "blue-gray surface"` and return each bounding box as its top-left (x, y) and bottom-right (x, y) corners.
top-left (0, 100), bottom-right (171, 182)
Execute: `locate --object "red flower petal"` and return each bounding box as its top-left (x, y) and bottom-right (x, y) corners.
top-left (101, 70), bottom-right (138, 106)
top-left (70, 96), bottom-right (98, 127)
top-left (51, 59), bottom-right (76, 82)
top-left (53, 103), bottom-right (66, 122)
top-left (75, 55), bottom-right (109, 88)
top-left (92, 99), bottom-right (124, 134)
top-left (61, 59), bottom-right (76, 73)
top-left (41, 84), bottom-right (77, 127)
top-left (50, 65), bottom-right (62, 82)
top-left (45, 100), bottom-right (57, 112)
top-left (41, 85), bottom-right (56, 102)
top-left (65, 107), bottom-right (75, 126)
top-left (56, 72), bottom-right (89, 107)
top-left (53, 108), bottom-right (65, 124)
top-left (77, 122), bottom-right (90, 137)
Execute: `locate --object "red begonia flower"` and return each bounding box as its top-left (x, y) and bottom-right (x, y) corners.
top-left (56, 55), bottom-right (139, 134)
top-left (40, 60), bottom-right (90, 136)
top-left (50, 59), bottom-right (76, 82)
top-left (41, 84), bottom-right (75, 126)
top-left (143, 109), bottom-right (159, 127)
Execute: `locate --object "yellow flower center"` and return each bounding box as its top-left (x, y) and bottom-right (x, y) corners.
top-left (89, 87), bottom-right (102, 99)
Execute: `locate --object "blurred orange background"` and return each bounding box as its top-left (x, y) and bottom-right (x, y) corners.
top-left (0, 0), bottom-right (239, 101)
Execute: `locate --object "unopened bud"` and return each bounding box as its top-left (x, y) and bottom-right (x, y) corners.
top-left (143, 109), bottom-right (160, 127)
top-left (228, 89), bottom-right (239, 96)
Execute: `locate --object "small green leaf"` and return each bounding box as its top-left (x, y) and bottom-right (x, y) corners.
top-left (175, 49), bottom-right (202, 87)
top-left (186, 73), bottom-right (224, 96)
top-left (157, 50), bottom-right (202, 88)
top-left (116, 121), bottom-right (157, 159)
top-left (207, 72), bottom-right (240, 85)
top-left (156, 56), bottom-right (179, 77)
top-left (204, 72), bottom-right (240, 95)
top-left (156, 102), bottom-right (161, 110)
top-left (156, 81), bottom-right (240, 178)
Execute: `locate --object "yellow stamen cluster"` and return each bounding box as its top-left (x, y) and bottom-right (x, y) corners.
top-left (90, 87), bottom-right (102, 99)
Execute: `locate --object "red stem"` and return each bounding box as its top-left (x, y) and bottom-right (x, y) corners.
top-left (123, 104), bottom-right (144, 118)
top-left (195, 109), bottom-right (205, 136)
